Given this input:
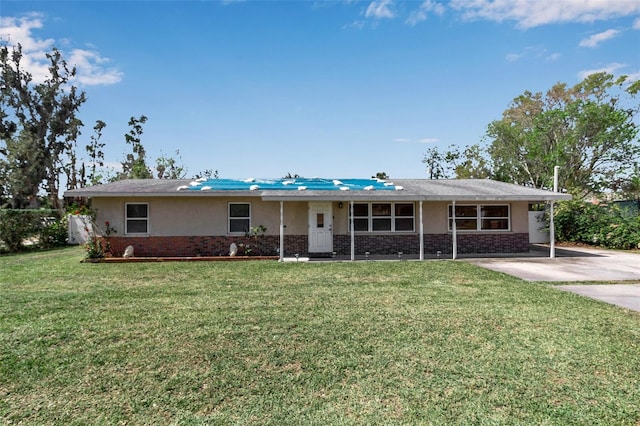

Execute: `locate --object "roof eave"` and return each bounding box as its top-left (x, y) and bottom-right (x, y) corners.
top-left (63, 190), bottom-right (264, 198)
top-left (261, 194), bottom-right (573, 202)
top-left (65, 191), bottom-right (572, 202)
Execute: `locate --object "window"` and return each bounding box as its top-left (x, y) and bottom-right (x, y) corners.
top-left (229, 203), bottom-right (250, 234)
top-left (395, 203), bottom-right (415, 231)
top-left (350, 202), bottom-right (414, 232)
top-left (353, 203), bottom-right (369, 231)
top-left (481, 205), bottom-right (510, 230)
top-left (126, 203), bottom-right (148, 234)
top-left (372, 203), bottom-right (391, 231)
top-left (448, 204), bottom-right (510, 231)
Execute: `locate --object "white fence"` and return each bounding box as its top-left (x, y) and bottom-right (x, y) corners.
top-left (67, 215), bottom-right (93, 245)
top-left (528, 211), bottom-right (549, 244)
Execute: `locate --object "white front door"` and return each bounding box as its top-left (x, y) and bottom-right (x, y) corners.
top-left (308, 202), bottom-right (333, 253)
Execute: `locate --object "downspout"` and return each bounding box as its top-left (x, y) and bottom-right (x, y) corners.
top-left (279, 201), bottom-right (284, 262)
top-left (452, 200), bottom-right (457, 260)
top-left (550, 165), bottom-right (559, 259)
top-left (419, 200), bottom-right (424, 260)
top-left (350, 200), bottom-right (355, 261)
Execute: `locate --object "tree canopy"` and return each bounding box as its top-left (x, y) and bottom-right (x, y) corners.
top-left (1, 44), bottom-right (86, 208)
top-left (423, 73), bottom-right (640, 198)
top-left (117, 115), bottom-right (153, 180)
top-left (1, 44), bottom-right (205, 210)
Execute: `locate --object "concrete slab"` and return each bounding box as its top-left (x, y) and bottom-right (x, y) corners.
top-left (464, 246), bottom-right (640, 282)
top-left (556, 284), bottom-right (640, 312)
top-left (465, 246), bottom-right (640, 312)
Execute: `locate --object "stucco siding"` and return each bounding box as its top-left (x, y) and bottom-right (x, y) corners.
top-left (94, 197), bottom-right (287, 237)
top-left (423, 202), bottom-right (448, 234)
top-left (420, 201), bottom-right (529, 234)
top-left (92, 197), bottom-right (530, 238)
top-left (510, 202), bottom-right (529, 233)
top-left (282, 202), bottom-right (309, 235)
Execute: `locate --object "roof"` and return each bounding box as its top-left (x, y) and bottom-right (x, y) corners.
top-left (181, 177), bottom-right (402, 191)
top-left (63, 178), bottom-right (572, 202)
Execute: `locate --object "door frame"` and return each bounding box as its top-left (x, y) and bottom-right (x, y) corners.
top-left (308, 202), bottom-right (333, 253)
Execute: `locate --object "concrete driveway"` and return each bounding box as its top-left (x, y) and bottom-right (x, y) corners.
top-left (465, 245), bottom-right (640, 312)
top-left (555, 284), bottom-right (640, 312)
top-left (464, 245), bottom-right (640, 282)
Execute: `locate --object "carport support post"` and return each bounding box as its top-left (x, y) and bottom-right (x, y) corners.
top-left (279, 201), bottom-right (284, 262)
top-left (550, 165), bottom-right (559, 259)
top-left (452, 200), bottom-right (457, 260)
top-left (350, 200), bottom-right (355, 261)
top-left (549, 201), bottom-right (555, 258)
top-left (419, 201), bottom-right (424, 260)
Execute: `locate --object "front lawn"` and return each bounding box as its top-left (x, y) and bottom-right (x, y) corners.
top-left (1, 247), bottom-right (639, 425)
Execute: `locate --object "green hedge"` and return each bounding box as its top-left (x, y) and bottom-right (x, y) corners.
top-left (0, 209), bottom-right (68, 253)
top-left (555, 200), bottom-right (640, 250)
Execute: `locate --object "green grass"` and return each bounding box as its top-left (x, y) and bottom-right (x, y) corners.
top-left (1, 247), bottom-right (639, 425)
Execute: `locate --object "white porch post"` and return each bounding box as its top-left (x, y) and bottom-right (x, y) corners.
top-left (350, 200), bottom-right (355, 261)
top-left (550, 165), bottom-right (559, 259)
top-left (452, 200), bottom-right (457, 260)
top-left (279, 201), bottom-right (284, 262)
top-left (419, 200), bottom-right (424, 260)
top-left (549, 202), bottom-right (555, 258)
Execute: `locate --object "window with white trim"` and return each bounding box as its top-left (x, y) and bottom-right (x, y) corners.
top-left (351, 202), bottom-right (414, 232)
top-left (448, 204), bottom-right (510, 231)
top-left (125, 203), bottom-right (149, 234)
top-left (229, 202), bottom-right (250, 234)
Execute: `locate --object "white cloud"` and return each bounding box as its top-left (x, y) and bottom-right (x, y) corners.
top-left (0, 14), bottom-right (53, 51)
top-left (546, 52), bottom-right (561, 62)
top-left (633, 17), bottom-right (640, 29)
top-left (365, 0), bottom-right (395, 19)
top-left (406, 0), bottom-right (445, 26)
top-left (579, 29), bottom-right (620, 48)
top-left (626, 70), bottom-right (640, 82)
top-left (505, 46), bottom-right (560, 63)
top-left (343, 19), bottom-right (365, 30)
top-left (449, 0), bottom-right (640, 29)
top-left (578, 62), bottom-right (626, 80)
top-left (68, 49), bottom-right (123, 86)
top-left (506, 52), bottom-right (524, 62)
top-left (393, 137), bottom-right (439, 143)
top-left (0, 14), bottom-right (122, 86)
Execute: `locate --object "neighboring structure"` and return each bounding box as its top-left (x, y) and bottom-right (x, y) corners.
top-left (64, 177), bottom-right (571, 260)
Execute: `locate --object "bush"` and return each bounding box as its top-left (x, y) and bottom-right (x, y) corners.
top-left (555, 200), bottom-right (640, 250)
top-left (0, 209), bottom-right (67, 253)
top-left (38, 217), bottom-right (68, 249)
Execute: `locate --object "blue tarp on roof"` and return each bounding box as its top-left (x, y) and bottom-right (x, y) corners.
top-left (178, 178), bottom-right (403, 192)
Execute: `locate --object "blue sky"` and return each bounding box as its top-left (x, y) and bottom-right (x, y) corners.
top-left (1, 0), bottom-right (639, 180)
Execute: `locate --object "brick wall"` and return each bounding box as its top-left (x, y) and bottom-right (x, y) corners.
top-left (457, 233), bottom-right (529, 254)
top-left (104, 232), bottom-right (528, 257)
top-left (105, 235), bottom-right (309, 257)
top-left (333, 234), bottom-right (420, 255)
top-left (332, 233), bottom-right (529, 255)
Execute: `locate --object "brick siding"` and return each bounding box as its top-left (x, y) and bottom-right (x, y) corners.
top-left (104, 233), bottom-right (528, 257)
top-left (333, 233), bottom-right (528, 255)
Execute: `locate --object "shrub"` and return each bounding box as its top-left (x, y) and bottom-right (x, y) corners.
top-left (83, 220), bottom-right (118, 259)
top-left (38, 217), bottom-right (68, 249)
top-left (0, 210), bottom-right (39, 252)
top-left (555, 200), bottom-right (640, 250)
top-left (0, 209), bottom-right (67, 253)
